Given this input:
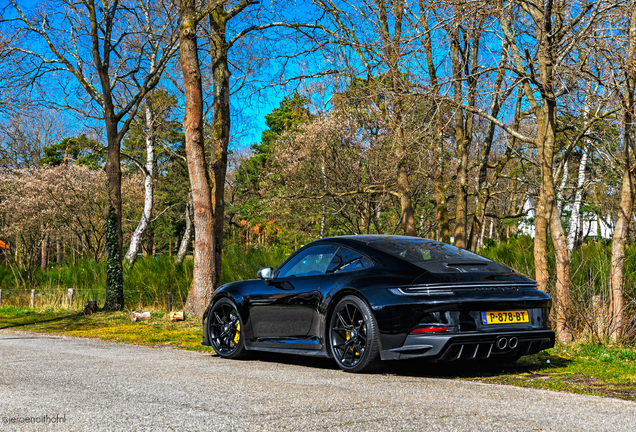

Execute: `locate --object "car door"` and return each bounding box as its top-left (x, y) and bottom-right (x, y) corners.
top-left (305, 246), bottom-right (376, 339)
top-left (249, 245), bottom-right (338, 342)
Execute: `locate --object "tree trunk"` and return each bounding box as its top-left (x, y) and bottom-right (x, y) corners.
top-left (209, 5), bottom-right (232, 287)
top-left (320, 158), bottom-right (327, 238)
top-left (610, 163), bottom-right (633, 342)
top-left (454, 133), bottom-right (469, 248)
top-left (56, 232), bottom-right (63, 265)
top-left (125, 100), bottom-right (156, 266)
top-left (556, 159), bottom-right (568, 217)
top-left (103, 118), bottom-right (125, 310)
top-left (146, 226), bottom-right (155, 256)
top-left (610, 7), bottom-right (636, 341)
top-left (397, 161), bottom-right (416, 236)
top-left (180, 0), bottom-right (215, 317)
top-left (435, 178), bottom-right (451, 243)
top-left (41, 231), bottom-right (49, 270)
top-left (533, 124), bottom-right (554, 295)
top-left (537, 104), bottom-right (572, 344)
top-left (567, 143), bottom-right (589, 250)
top-left (551, 196), bottom-right (572, 344)
top-left (176, 197), bottom-right (194, 265)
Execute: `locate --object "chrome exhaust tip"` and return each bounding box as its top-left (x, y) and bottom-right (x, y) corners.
top-left (508, 337), bottom-right (519, 350)
top-left (495, 337), bottom-right (508, 350)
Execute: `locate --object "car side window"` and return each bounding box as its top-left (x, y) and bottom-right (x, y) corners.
top-left (326, 247), bottom-right (373, 274)
top-left (277, 245), bottom-right (338, 278)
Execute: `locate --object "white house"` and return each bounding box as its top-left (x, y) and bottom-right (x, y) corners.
top-left (518, 197), bottom-right (614, 240)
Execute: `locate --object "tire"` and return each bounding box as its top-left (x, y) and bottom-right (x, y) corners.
top-left (328, 295), bottom-right (382, 373)
top-left (208, 298), bottom-right (247, 359)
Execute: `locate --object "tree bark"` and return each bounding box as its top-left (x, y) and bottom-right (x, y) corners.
top-left (551, 190), bottom-right (572, 344)
top-left (209, 4), bottom-right (232, 287)
top-left (567, 142), bottom-right (589, 250)
top-left (125, 99), bottom-right (156, 266)
top-left (176, 197), bottom-right (194, 265)
top-left (610, 159), bottom-right (633, 342)
top-left (180, 0), bottom-right (215, 317)
top-left (41, 231), bottom-right (49, 270)
top-left (610, 5), bottom-right (636, 342)
top-left (56, 232), bottom-right (63, 265)
top-left (556, 159), bottom-right (568, 217)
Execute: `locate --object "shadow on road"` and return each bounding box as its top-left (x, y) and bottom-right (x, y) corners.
top-left (383, 355), bottom-right (572, 379)
top-left (0, 313), bottom-right (83, 330)
top-left (211, 351), bottom-right (341, 370)
top-left (208, 349), bottom-right (571, 378)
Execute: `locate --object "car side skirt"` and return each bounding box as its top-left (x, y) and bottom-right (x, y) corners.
top-left (246, 346), bottom-right (330, 358)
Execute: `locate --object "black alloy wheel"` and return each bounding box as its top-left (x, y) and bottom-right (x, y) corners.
top-left (329, 295), bottom-right (381, 373)
top-left (208, 298), bottom-right (246, 359)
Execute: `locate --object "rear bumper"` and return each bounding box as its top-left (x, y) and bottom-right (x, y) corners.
top-left (380, 329), bottom-right (555, 361)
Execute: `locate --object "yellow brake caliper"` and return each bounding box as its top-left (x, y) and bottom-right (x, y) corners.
top-left (234, 322), bottom-right (241, 344)
top-left (346, 331), bottom-right (359, 356)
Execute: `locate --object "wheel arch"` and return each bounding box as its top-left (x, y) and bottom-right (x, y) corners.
top-left (204, 291), bottom-right (248, 337)
top-left (323, 288), bottom-right (382, 357)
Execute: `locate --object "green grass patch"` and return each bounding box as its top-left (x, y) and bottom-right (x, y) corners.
top-left (0, 241), bottom-right (289, 310)
top-left (0, 306), bottom-right (214, 352)
top-left (454, 343), bottom-right (636, 401)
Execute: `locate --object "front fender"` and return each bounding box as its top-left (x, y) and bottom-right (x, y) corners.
top-left (202, 280), bottom-right (259, 347)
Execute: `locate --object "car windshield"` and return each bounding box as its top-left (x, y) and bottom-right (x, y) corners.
top-left (366, 237), bottom-right (490, 264)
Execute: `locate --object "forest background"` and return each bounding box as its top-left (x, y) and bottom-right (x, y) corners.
top-left (1, 0), bottom-right (636, 346)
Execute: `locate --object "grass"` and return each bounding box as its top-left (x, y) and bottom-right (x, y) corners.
top-left (455, 344), bottom-right (636, 401)
top-left (0, 241), bottom-right (289, 310)
top-left (0, 305), bottom-right (213, 352)
top-left (1, 305), bottom-right (635, 402)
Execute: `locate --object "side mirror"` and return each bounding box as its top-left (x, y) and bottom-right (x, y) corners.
top-left (257, 267), bottom-right (273, 280)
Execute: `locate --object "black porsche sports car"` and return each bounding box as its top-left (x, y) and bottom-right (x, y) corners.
top-left (202, 235), bottom-right (555, 372)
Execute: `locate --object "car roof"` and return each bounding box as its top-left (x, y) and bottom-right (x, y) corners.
top-left (317, 235), bottom-right (434, 245)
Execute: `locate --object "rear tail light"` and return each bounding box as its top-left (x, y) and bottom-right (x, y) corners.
top-left (410, 326), bottom-right (449, 334)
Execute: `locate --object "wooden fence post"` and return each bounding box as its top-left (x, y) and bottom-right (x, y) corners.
top-left (166, 292), bottom-right (173, 312)
top-left (68, 288), bottom-right (74, 308)
top-left (30, 289), bottom-right (35, 307)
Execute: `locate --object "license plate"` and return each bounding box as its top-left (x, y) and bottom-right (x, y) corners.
top-left (481, 310), bottom-right (529, 325)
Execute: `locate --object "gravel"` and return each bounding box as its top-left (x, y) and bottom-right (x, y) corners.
top-left (0, 330), bottom-right (634, 431)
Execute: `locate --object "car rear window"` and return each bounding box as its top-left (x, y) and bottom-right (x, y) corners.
top-left (366, 237), bottom-right (490, 264)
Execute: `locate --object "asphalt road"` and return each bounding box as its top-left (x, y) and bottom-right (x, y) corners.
top-left (1, 331), bottom-right (634, 431)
